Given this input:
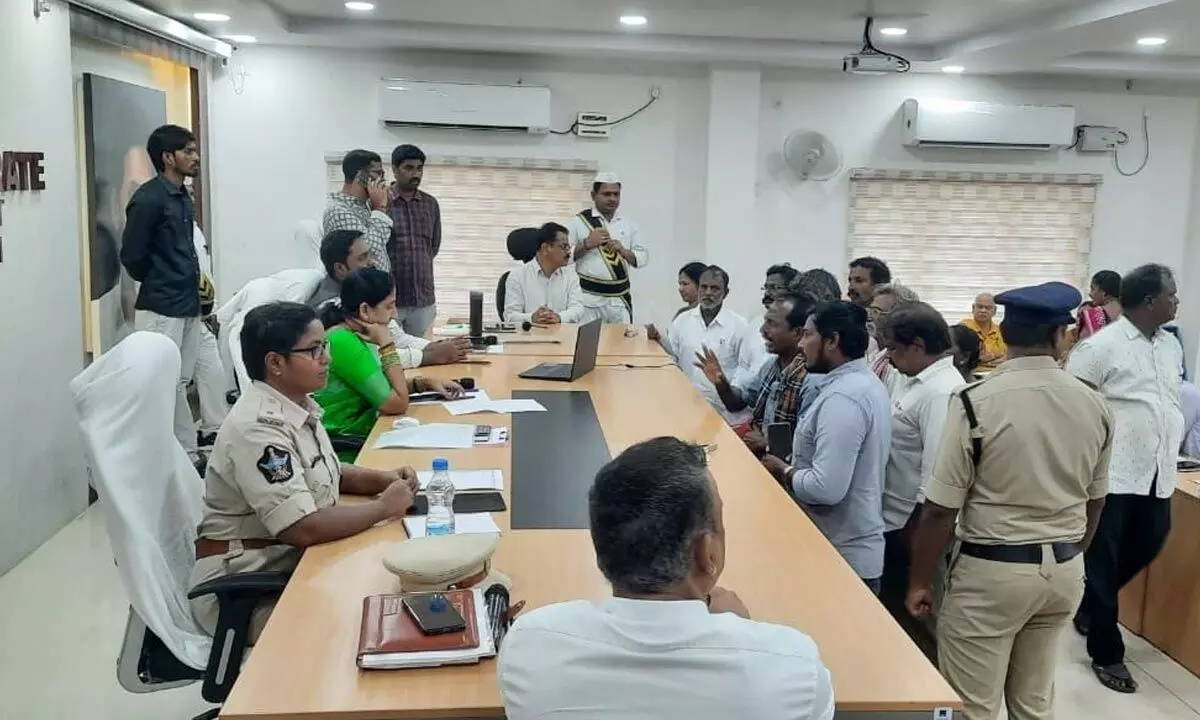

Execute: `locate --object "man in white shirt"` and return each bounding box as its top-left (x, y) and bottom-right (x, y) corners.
top-left (498, 436), bottom-right (834, 720)
top-left (737, 263), bottom-right (800, 387)
top-left (503, 222), bottom-right (585, 325)
top-left (308, 229), bottom-right (467, 367)
top-left (665, 267), bottom-right (757, 427)
top-left (567, 172), bottom-right (648, 323)
top-left (192, 223), bottom-right (229, 446)
top-left (1066, 263), bottom-right (1183, 694)
top-left (875, 303), bottom-right (963, 657)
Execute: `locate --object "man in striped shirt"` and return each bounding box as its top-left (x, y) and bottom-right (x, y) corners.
top-left (322, 149), bottom-right (392, 273)
top-left (387, 144), bottom-right (442, 338)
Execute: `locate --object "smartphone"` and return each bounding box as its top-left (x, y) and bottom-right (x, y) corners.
top-left (766, 422), bottom-right (792, 461)
top-left (403, 594), bottom-right (467, 635)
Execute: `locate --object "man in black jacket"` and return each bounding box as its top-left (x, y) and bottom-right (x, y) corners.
top-left (121, 124), bottom-right (202, 457)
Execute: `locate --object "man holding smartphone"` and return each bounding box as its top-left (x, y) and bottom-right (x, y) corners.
top-left (694, 291), bottom-right (825, 454)
top-left (323, 149), bottom-right (393, 273)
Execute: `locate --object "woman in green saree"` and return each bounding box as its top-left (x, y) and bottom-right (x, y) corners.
top-left (315, 267), bottom-right (462, 444)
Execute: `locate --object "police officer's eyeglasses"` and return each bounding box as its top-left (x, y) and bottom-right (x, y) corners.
top-left (287, 340), bottom-right (330, 360)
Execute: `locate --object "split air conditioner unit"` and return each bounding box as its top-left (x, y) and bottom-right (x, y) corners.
top-left (379, 79), bottom-right (551, 134)
top-left (901, 99), bottom-right (1076, 151)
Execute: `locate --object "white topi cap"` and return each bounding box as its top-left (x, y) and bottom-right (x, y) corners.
top-left (593, 171), bottom-right (622, 186)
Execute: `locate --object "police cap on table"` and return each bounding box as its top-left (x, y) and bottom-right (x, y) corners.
top-left (994, 281), bottom-right (1082, 326)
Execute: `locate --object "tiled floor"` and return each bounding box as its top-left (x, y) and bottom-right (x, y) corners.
top-left (1, 508), bottom-right (1199, 720)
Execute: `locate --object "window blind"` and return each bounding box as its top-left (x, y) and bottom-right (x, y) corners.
top-left (847, 169), bottom-right (1101, 321)
top-left (324, 155), bottom-right (595, 322)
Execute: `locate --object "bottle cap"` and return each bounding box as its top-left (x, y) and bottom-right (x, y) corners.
top-left (432, 458), bottom-right (449, 472)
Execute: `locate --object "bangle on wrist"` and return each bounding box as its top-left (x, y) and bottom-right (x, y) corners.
top-left (379, 341), bottom-right (396, 352)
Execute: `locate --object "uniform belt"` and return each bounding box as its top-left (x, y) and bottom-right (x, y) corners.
top-left (960, 541), bottom-right (1082, 565)
top-left (195, 537), bottom-right (284, 560)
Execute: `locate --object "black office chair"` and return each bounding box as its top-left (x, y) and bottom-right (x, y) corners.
top-left (119, 575), bottom-right (289, 720)
top-left (498, 227), bottom-right (543, 321)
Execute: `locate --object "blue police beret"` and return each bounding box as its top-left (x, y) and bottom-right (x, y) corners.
top-left (994, 281), bottom-right (1082, 326)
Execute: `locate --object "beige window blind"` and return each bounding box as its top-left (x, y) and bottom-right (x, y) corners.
top-left (325, 155), bottom-right (595, 322)
top-left (847, 169), bottom-right (1101, 320)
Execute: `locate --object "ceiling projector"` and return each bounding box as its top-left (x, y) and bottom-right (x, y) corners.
top-left (842, 52), bottom-right (908, 75)
top-left (842, 17), bottom-right (911, 75)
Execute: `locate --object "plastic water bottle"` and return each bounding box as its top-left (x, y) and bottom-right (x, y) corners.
top-left (425, 458), bottom-right (456, 536)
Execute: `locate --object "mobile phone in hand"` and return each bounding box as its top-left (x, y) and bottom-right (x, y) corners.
top-left (766, 422), bottom-right (792, 461)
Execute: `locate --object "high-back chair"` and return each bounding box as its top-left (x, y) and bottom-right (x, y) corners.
top-left (497, 227), bottom-right (542, 320)
top-left (215, 268), bottom-right (325, 392)
top-left (71, 333), bottom-right (288, 720)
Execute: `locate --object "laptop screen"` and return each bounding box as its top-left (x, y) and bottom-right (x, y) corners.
top-left (570, 319), bottom-right (603, 380)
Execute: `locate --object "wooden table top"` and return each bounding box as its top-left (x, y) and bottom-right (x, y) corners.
top-left (464, 323), bottom-right (667, 358)
top-left (219, 354), bottom-right (960, 719)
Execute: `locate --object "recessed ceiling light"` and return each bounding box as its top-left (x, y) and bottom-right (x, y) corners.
top-left (620, 15), bottom-right (648, 27)
top-left (1137, 36), bottom-right (1167, 46)
top-left (345, 1), bottom-right (375, 11)
top-left (879, 27), bottom-right (908, 37)
top-left (222, 35), bottom-right (257, 43)
top-left (941, 65), bottom-right (966, 74)
top-left (193, 12), bottom-right (230, 22)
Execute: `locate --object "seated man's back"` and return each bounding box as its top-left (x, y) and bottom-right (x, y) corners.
top-left (499, 436), bottom-right (833, 720)
top-left (500, 597), bottom-right (833, 720)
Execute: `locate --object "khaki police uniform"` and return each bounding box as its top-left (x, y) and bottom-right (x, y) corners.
top-left (189, 380), bottom-right (341, 639)
top-left (927, 350), bottom-right (1113, 720)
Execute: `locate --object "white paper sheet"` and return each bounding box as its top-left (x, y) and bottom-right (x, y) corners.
top-left (442, 397), bottom-right (546, 416)
top-left (402, 513), bottom-right (502, 538)
top-left (415, 469), bottom-right (504, 492)
top-left (486, 345), bottom-right (505, 355)
top-left (374, 423), bottom-right (477, 449)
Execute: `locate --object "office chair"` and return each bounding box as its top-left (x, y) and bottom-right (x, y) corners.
top-left (498, 227), bottom-right (542, 320)
top-left (71, 333), bottom-right (289, 720)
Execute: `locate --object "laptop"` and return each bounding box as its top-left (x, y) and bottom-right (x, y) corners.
top-left (518, 319), bottom-right (602, 382)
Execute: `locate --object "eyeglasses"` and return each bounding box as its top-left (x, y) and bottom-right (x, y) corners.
top-left (287, 340), bottom-right (329, 360)
top-left (761, 283), bottom-right (786, 293)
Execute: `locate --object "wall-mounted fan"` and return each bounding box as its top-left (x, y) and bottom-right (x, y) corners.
top-left (783, 130), bottom-right (841, 181)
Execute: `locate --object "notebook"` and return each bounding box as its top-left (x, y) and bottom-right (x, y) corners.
top-left (357, 588), bottom-right (495, 670)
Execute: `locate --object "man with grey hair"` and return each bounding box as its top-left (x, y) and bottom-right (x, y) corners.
top-left (869, 283), bottom-right (920, 395)
top-left (498, 437), bottom-right (834, 720)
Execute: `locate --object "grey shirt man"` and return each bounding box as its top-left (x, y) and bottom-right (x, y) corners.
top-left (789, 357), bottom-right (891, 581)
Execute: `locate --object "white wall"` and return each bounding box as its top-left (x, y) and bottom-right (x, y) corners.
top-left (0, 0), bottom-right (89, 575)
top-left (209, 46), bottom-right (1200, 359)
top-left (209, 46), bottom-right (710, 327)
top-left (755, 72), bottom-right (1199, 320)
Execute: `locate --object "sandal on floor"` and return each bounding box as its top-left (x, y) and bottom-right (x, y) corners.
top-left (1092, 662), bottom-right (1138, 693)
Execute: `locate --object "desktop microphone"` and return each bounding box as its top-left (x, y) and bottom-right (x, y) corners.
top-left (468, 291), bottom-right (496, 349)
top-left (521, 321), bottom-right (532, 331)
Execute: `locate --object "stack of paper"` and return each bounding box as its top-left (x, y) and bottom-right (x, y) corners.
top-left (415, 469), bottom-right (505, 492)
top-left (403, 513), bottom-right (502, 538)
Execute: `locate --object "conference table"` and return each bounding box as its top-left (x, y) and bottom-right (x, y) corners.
top-left (1117, 471), bottom-right (1200, 677)
top-left (219, 324), bottom-right (961, 719)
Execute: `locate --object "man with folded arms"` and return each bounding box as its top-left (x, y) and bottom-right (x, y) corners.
top-left (503, 222), bottom-right (584, 325)
top-left (309, 229), bottom-right (467, 367)
top-left (499, 436), bottom-right (834, 720)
